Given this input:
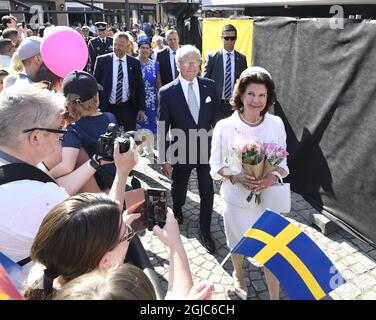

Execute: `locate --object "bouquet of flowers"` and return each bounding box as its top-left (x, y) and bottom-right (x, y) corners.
top-left (232, 141), bottom-right (289, 204)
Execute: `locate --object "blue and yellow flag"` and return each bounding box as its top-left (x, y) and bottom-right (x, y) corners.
top-left (0, 252), bottom-right (23, 300)
top-left (0, 251), bottom-right (23, 286)
top-left (232, 210), bottom-right (346, 300)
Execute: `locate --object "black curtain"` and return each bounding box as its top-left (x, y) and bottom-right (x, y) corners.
top-left (252, 17), bottom-right (376, 247)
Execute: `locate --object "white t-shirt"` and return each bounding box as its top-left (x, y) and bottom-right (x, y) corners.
top-left (0, 164), bottom-right (69, 280)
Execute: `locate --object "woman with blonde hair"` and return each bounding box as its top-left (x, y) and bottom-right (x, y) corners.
top-left (48, 71), bottom-right (118, 191)
top-left (9, 51), bottom-right (23, 72)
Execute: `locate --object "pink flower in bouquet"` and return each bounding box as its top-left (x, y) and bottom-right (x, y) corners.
top-left (276, 148), bottom-right (289, 158)
top-left (263, 142), bottom-right (278, 157)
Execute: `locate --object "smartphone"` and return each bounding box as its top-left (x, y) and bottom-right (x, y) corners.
top-left (146, 188), bottom-right (167, 231)
top-left (124, 188), bottom-right (147, 232)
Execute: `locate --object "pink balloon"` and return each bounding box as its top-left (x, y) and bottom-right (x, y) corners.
top-left (41, 27), bottom-right (88, 78)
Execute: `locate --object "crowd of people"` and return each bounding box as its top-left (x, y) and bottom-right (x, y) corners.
top-left (0, 14), bottom-right (289, 301)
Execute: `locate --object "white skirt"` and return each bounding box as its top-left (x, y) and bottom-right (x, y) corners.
top-left (222, 200), bottom-right (263, 250)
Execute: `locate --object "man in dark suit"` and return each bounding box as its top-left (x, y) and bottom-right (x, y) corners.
top-left (157, 45), bottom-right (220, 254)
top-left (203, 24), bottom-right (247, 121)
top-left (88, 22), bottom-right (113, 68)
top-left (156, 29), bottom-right (180, 86)
top-left (93, 32), bottom-right (146, 132)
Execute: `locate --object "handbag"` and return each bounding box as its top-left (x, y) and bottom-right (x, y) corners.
top-left (261, 171), bottom-right (291, 213)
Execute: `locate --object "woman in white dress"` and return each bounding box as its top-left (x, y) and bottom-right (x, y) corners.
top-left (209, 67), bottom-right (289, 300)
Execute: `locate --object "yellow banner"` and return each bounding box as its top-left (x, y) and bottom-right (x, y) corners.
top-left (201, 19), bottom-right (253, 73)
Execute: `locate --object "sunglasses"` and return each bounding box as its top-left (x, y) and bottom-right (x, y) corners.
top-left (23, 127), bottom-right (68, 134)
top-left (119, 224), bottom-right (136, 243)
top-left (223, 36), bottom-right (236, 41)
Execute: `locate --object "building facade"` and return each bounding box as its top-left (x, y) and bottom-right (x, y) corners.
top-left (0, 0), bottom-right (165, 27)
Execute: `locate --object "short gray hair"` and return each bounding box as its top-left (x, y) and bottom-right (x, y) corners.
top-left (0, 86), bottom-right (65, 146)
top-left (114, 31), bottom-right (130, 42)
top-left (175, 45), bottom-right (201, 70)
top-left (165, 29), bottom-right (178, 38)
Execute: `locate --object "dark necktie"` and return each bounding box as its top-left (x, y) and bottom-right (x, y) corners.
top-left (116, 60), bottom-right (123, 104)
top-left (224, 52), bottom-right (232, 100)
top-left (172, 51), bottom-right (178, 79)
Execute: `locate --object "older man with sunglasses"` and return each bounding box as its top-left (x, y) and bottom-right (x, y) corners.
top-left (203, 24), bottom-right (248, 121)
top-left (0, 86), bottom-right (137, 278)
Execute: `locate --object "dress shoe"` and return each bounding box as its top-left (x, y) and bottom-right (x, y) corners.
top-left (232, 271), bottom-right (247, 300)
top-left (175, 214), bottom-right (184, 225)
top-left (198, 232), bottom-right (216, 254)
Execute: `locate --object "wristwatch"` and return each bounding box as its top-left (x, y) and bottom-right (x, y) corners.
top-left (89, 154), bottom-right (101, 171)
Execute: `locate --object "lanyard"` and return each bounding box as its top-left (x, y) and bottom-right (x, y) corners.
top-left (0, 149), bottom-right (25, 164)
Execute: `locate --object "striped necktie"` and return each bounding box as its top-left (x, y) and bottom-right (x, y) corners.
top-left (116, 60), bottom-right (123, 104)
top-left (224, 52), bottom-right (232, 100)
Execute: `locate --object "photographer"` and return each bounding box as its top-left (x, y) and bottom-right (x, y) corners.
top-left (0, 86), bottom-right (137, 273)
top-left (48, 71), bottom-right (119, 191)
top-left (24, 195), bottom-right (213, 300)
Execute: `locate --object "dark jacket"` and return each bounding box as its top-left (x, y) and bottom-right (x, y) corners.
top-left (203, 49), bottom-right (247, 100)
top-left (157, 77), bottom-right (220, 165)
top-left (93, 53), bottom-right (146, 113)
top-left (88, 36), bottom-right (113, 66)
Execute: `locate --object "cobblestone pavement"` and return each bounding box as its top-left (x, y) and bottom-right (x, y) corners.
top-left (133, 156), bottom-right (376, 300)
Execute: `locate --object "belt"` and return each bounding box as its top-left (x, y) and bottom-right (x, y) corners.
top-left (108, 100), bottom-right (130, 107)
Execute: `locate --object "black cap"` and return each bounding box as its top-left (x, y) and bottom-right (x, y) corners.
top-left (63, 71), bottom-right (103, 103)
top-left (95, 22), bottom-right (107, 30)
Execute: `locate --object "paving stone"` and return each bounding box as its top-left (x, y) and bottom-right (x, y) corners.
top-left (192, 256), bottom-right (205, 266)
top-left (351, 263), bottom-right (368, 274)
top-left (355, 254), bottom-right (376, 270)
top-left (136, 157), bottom-right (376, 300)
top-left (197, 269), bottom-right (211, 279)
top-left (360, 291), bottom-right (376, 300)
top-left (354, 274), bottom-right (376, 291)
top-left (252, 280), bottom-right (267, 292)
top-left (257, 291), bottom-right (271, 300)
top-left (351, 238), bottom-right (375, 253)
top-left (249, 271), bottom-right (262, 281)
top-left (342, 270), bottom-right (356, 281)
top-left (336, 283), bottom-right (362, 300)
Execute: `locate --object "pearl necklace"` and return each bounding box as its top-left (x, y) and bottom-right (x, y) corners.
top-left (239, 113), bottom-right (264, 127)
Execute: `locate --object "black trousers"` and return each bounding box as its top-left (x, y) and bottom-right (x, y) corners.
top-left (171, 164), bottom-right (214, 235)
top-left (107, 101), bottom-right (137, 132)
top-left (219, 99), bottom-right (234, 120)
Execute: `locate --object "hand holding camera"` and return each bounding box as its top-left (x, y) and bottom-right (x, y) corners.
top-left (96, 123), bottom-right (140, 161)
top-left (113, 138), bottom-right (138, 175)
top-left (152, 208), bottom-right (183, 250)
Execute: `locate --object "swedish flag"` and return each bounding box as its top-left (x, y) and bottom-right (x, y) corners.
top-left (0, 252), bottom-right (23, 300)
top-left (232, 210), bottom-right (346, 300)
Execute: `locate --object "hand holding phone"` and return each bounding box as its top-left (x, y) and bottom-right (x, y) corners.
top-left (124, 188), bottom-right (167, 232)
top-left (124, 188), bottom-right (147, 232)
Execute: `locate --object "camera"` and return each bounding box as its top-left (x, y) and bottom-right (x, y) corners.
top-left (96, 123), bottom-right (135, 161)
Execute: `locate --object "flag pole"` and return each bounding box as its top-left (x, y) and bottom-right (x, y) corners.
top-left (209, 251), bottom-right (232, 283)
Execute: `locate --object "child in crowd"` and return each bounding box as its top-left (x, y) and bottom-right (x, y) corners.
top-left (48, 71), bottom-right (118, 191)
